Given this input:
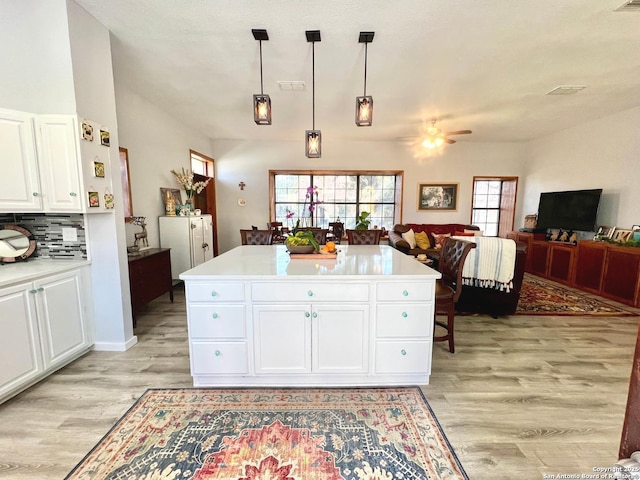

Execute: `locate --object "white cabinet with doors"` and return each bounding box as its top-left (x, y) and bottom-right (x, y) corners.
top-left (0, 263), bottom-right (93, 404)
top-left (159, 215), bottom-right (214, 280)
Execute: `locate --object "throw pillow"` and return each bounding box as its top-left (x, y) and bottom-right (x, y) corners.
top-left (401, 229), bottom-right (417, 248)
top-left (432, 232), bottom-right (451, 249)
top-left (454, 231), bottom-right (475, 237)
top-left (414, 231), bottom-right (431, 249)
top-left (465, 229), bottom-right (483, 236)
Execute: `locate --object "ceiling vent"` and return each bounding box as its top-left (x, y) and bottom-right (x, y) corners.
top-left (546, 85), bottom-right (587, 96)
top-left (615, 0), bottom-right (640, 11)
top-left (278, 81), bottom-right (305, 91)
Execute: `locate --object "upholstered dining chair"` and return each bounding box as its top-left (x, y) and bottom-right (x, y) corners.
top-left (346, 229), bottom-right (382, 245)
top-left (327, 222), bottom-right (344, 244)
top-left (296, 228), bottom-right (329, 245)
top-left (268, 221), bottom-right (286, 244)
top-left (240, 229), bottom-right (273, 245)
top-left (434, 237), bottom-right (476, 353)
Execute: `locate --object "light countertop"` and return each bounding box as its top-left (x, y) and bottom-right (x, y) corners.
top-left (180, 245), bottom-right (441, 280)
top-left (0, 258), bottom-right (91, 288)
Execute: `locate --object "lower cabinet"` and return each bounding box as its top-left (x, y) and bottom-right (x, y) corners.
top-left (0, 266), bottom-right (92, 403)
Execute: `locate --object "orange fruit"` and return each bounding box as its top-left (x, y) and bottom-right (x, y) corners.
top-left (325, 241), bottom-right (336, 252)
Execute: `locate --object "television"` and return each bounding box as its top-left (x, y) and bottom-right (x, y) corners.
top-left (536, 188), bottom-right (602, 232)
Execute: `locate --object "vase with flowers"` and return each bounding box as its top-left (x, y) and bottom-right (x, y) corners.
top-left (170, 167), bottom-right (210, 214)
top-left (290, 186), bottom-right (323, 233)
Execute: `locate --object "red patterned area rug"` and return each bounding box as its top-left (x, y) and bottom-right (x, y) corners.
top-left (66, 387), bottom-right (467, 479)
top-left (516, 274), bottom-right (637, 316)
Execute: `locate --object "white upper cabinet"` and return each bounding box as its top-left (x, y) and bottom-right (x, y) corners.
top-left (0, 108), bottom-right (42, 211)
top-left (35, 115), bottom-right (83, 212)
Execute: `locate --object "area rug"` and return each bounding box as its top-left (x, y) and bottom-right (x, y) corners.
top-left (66, 387), bottom-right (467, 480)
top-left (516, 274), bottom-right (637, 316)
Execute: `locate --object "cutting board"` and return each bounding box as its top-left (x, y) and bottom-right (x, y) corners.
top-left (289, 252), bottom-right (338, 259)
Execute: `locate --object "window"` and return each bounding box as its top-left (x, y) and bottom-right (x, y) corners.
top-left (471, 177), bottom-right (518, 237)
top-left (270, 171), bottom-right (403, 231)
top-left (190, 150), bottom-right (214, 177)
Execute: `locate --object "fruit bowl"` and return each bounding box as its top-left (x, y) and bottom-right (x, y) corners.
top-left (285, 244), bottom-right (315, 254)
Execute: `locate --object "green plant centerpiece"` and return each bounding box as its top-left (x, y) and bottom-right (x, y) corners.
top-left (285, 230), bottom-right (319, 254)
top-left (355, 211), bottom-right (371, 230)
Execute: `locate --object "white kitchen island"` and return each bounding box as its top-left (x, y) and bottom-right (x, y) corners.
top-left (179, 245), bottom-right (441, 386)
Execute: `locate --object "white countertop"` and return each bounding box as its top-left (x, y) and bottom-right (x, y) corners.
top-left (180, 245), bottom-right (441, 280)
top-left (0, 258), bottom-right (91, 287)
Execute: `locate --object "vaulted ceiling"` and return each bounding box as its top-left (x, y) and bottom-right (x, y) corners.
top-left (75, 0), bottom-right (640, 146)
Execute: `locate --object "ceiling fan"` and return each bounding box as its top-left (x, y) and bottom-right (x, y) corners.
top-left (406, 117), bottom-right (472, 149)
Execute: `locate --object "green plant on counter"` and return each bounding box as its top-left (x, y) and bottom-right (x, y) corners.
top-left (597, 236), bottom-right (640, 248)
top-left (285, 230), bottom-right (320, 251)
top-left (355, 211), bottom-right (371, 230)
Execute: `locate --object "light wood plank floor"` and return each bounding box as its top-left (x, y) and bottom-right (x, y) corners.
top-left (0, 282), bottom-right (638, 479)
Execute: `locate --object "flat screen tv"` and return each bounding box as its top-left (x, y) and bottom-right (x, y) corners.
top-left (536, 188), bottom-right (602, 232)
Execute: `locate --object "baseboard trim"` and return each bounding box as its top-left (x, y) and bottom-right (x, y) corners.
top-left (93, 335), bottom-right (138, 352)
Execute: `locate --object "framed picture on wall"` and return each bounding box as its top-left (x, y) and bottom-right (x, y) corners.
top-left (417, 183), bottom-right (458, 211)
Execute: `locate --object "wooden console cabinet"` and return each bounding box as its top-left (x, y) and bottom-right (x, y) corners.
top-left (128, 248), bottom-right (173, 326)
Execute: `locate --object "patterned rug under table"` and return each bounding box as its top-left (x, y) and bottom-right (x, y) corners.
top-left (66, 387), bottom-right (468, 480)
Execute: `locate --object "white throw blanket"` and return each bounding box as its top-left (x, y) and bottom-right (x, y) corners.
top-left (453, 236), bottom-right (517, 292)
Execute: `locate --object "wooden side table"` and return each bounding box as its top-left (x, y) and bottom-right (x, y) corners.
top-left (128, 248), bottom-right (173, 327)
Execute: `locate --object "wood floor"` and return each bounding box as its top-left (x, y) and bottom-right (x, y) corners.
top-left (0, 282), bottom-right (638, 479)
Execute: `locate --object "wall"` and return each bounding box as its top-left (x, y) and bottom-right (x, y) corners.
top-left (521, 106), bottom-right (640, 231)
top-left (114, 84), bottom-right (216, 248)
top-left (212, 139), bottom-right (526, 253)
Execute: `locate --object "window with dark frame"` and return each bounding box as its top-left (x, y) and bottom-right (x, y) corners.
top-left (270, 171), bottom-right (403, 232)
top-left (471, 177), bottom-right (518, 237)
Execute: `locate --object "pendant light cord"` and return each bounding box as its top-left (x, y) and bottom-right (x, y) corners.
top-left (363, 42), bottom-right (368, 97)
top-left (312, 41), bottom-right (315, 130)
top-left (259, 40), bottom-right (264, 95)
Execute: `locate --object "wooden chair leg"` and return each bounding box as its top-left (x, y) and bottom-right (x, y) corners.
top-left (447, 306), bottom-right (455, 353)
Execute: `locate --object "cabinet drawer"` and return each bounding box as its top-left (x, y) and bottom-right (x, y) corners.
top-left (376, 282), bottom-right (433, 302)
top-left (251, 282), bottom-right (369, 302)
top-left (375, 340), bottom-right (432, 374)
top-left (376, 304), bottom-right (432, 338)
top-left (187, 282), bottom-right (245, 302)
top-left (190, 341), bottom-right (248, 374)
top-left (188, 305), bottom-right (246, 338)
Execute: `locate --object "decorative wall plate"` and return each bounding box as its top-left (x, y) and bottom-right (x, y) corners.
top-left (0, 225), bottom-right (37, 263)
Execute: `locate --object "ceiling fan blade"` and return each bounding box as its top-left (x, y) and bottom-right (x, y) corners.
top-left (445, 130), bottom-right (472, 136)
top-left (445, 138), bottom-right (456, 144)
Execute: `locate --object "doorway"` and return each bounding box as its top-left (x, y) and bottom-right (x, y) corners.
top-left (190, 150), bottom-right (218, 256)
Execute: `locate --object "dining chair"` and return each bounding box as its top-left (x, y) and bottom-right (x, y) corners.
top-left (434, 237), bottom-right (476, 353)
top-left (296, 228), bottom-right (329, 245)
top-left (268, 221), bottom-right (286, 243)
top-left (240, 229), bottom-right (273, 245)
top-left (328, 222), bottom-right (344, 244)
top-left (346, 229), bottom-right (382, 245)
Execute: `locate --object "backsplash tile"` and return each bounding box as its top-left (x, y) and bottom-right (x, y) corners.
top-left (0, 213), bottom-right (87, 259)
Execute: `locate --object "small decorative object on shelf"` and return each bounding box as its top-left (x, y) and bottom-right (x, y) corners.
top-left (130, 216), bottom-right (148, 248)
top-left (165, 190), bottom-right (176, 216)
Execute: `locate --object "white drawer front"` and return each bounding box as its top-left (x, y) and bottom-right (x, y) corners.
top-left (375, 340), bottom-right (432, 374)
top-left (187, 282), bottom-right (245, 302)
top-left (190, 341), bottom-right (248, 374)
top-left (376, 282), bottom-right (433, 302)
top-left (252, 282), bottom-right (369, 302)
top-left (188, 305), bottom-right (246, 339)
top-left (376, 304), bottom-right (432, 338)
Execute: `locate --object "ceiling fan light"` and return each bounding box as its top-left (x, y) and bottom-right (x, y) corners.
top-left (305, 130), bottom-right (321, 158)
top-left (355, 96), bottom-right (373, 126)
top-left (253, 94), bottom-right (271, 125)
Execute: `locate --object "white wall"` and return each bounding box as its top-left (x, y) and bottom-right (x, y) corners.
top-left (212, 138), bottom-right (526, 253)
top-left (0, 0), bottom-right (76, 113)
top-left (114, 84), bottom-right (215, 248)
top-left (521, 106), bottom-right (640, 230)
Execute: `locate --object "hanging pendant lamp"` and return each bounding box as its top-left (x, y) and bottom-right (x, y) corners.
top-left (252, 29), bottom-right (271, 125)
top-left (356, 31), bottom-right (375, 127)
top-left (305, 30), bottom-right (321, 158)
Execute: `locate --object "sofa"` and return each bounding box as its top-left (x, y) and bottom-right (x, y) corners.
top-left (388, 223), bottom-right (527, 317)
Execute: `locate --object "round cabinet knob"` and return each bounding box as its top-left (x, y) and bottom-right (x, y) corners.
top-left (402, 290), bottom-right (409, 297)
top-left (312, 312), bottom-right (318, 318)
top-left (32, 192), bottom-right (40, 197)
top-left (69, 192), bottom-right (77, 197)
top-left (305, 312), bottom-right (310, 318)
top-left (37, 287), bottom-right (44, 292)
top-left (402, 312), bottom-right (408, 318)
top-left (401, 349), bottom-right (407, 356)
top-left (307, 290), bottom-right (314, 297)
top-left (215, 350), bottom-right (221, 356)
top-left (30, 289), bottom-right (37, 294)
top-left (212, 313), bottom-right (218, 319)
top-left (211, 291), bottom-right (217, 297)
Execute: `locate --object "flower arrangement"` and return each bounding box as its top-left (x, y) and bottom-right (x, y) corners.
top-left (170, 168), bottom-right (210, 203)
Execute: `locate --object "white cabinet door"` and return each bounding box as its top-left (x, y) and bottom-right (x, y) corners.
top-left (253, 305), bottom-right (311, 374)
top-left (0, 109), bottom-right (42, 211)
top-left (34, 269), bottom-right (89, 370)
top-left (312, 304), bottom-right (369, 374)
top-left (0, 283), bottom-right (43, 401)
top-left (36, 115), bottom-right (83, 212)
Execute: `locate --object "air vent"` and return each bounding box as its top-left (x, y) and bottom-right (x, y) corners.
top-left (546, 85), bottom-right (587, 96)
top-left (278, 81), bottom-right (306, 91)
top-left (615, 0), bottom-right (640, 11)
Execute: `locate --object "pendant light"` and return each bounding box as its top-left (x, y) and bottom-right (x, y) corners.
top-left (356, 31), bottom-right (375, 127)
top-left (252, 29), bottom-right (271, 125)
top-left (305, 30), bottom-right (321, 158)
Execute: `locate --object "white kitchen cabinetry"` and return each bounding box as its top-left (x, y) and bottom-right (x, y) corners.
top-left (159, 215), bottom-right (214, 280)
top-left (0, 265), bottom-right (92, 404)
top-left (181, 245), bottom-right (440, 387)
top-left (0, 108), bottom-right (83, 213)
